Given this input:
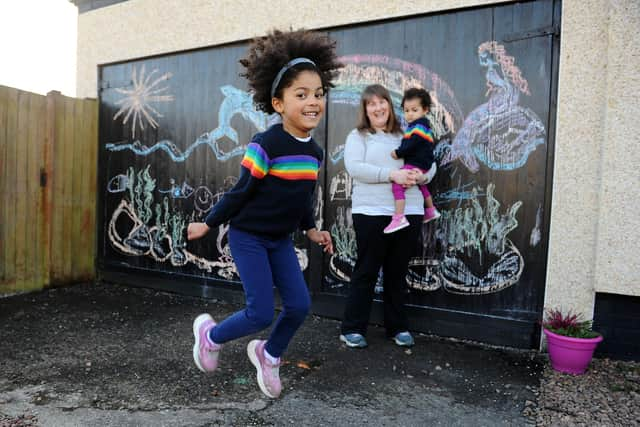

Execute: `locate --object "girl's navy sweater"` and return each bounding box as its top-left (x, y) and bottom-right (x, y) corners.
top-left (205, 124), bottom-right (323, 238)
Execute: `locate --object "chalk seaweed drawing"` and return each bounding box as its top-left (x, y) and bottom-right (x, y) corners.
top-left (113, 65), bottom-right (174, 139)
top-left (328, 206), bottom-right (357, 282)
top-left (329, 55), bottom-right (464, 164)
top-left (107, 85), bottom-right (277, 162)
top-left (329, 171), bottom-right (353, 201)
top-left (107, 166), bottom-right (226, 273)
top-left (530, 203), bottom-right (543, 247)
top-left (313, 185), bottom-right (324, 231)
top-left (442, 41), bottom-right (546, 173)
top-left (437, 183), bottom-right (523, 294)
top-left (107, 168), bottom-right (309, 277)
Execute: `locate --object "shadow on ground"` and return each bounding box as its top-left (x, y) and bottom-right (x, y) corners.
top-left (0, 282), bottom-right (542, 426)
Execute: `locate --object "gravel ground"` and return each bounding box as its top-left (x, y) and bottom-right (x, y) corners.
top-left (1, 283), bottom-right (638, 427)
top-left (524, 358), bottom-right (640, 426)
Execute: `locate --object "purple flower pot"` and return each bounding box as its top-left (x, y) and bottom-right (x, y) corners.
top-left (543, 328), bottom-right (603, 375)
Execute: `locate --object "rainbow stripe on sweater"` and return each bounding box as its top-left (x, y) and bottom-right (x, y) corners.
top-left (241, 143), bottom-right (270, 178)
top-left (404, 123), bottom-right (434, 143)
top-left (269, 155), bottom-right (319, 180)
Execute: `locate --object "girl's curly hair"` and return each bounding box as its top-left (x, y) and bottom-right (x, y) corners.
top-left (239, 29), bottom-right (343, 114)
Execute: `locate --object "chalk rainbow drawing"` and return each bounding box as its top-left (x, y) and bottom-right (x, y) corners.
top-left (329, 54), bottom-right (464, 164)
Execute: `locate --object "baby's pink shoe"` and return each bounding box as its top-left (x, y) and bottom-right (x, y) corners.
top-left (383, 214), bottom-right (410, 234)
top-left (424, 207), bottom-right (441, 224)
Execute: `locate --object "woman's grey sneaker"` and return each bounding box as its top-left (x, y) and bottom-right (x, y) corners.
top-left (393, 331), bottom-right (415, 347)
top-left (340, 333), bottom-right (368, 348)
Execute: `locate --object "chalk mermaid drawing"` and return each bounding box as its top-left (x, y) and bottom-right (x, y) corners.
top-left (442, 41), bottom-right (545, 173)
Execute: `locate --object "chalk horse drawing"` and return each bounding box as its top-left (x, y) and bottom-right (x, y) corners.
top-left (442, 41), bottom-right (546, 172)
top-left (106, 85), bottom-right (278, 162)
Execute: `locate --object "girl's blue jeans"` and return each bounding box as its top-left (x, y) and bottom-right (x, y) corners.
top-left (209, 226), bottom-right (310, 358)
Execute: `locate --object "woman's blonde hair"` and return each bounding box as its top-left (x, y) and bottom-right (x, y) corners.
top-left (356, 84), bottom-right (401, 135)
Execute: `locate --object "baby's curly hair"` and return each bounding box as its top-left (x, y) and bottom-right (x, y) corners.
top-left (239, 29), bottom-right (343, 114)
top-left (401, 87), bottom-right (432, 110)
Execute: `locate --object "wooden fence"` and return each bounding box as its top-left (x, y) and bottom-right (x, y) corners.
top-left (0, 86), bottom-right (97, 295)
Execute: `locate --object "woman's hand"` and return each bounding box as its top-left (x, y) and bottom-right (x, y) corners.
top-left (306, 229), bottom-right (334, 254)
top-left (187, 222), bottom-right (210, 241)
top-left (413, 168), bottom-right (428, 185)
top-left (390, 150), bottom-right (399, 160)
top-left (389, 169), bottom-right (419, 187)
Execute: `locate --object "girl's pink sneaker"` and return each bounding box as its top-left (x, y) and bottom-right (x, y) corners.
top-left (247, 340), bottom-right (282, 398)
top-left (192, 313), bottom-right (222, 373)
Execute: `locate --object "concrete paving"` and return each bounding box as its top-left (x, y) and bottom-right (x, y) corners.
top-left (0, 282), bottom-right (541, 426)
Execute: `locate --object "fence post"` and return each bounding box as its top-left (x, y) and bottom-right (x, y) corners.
top-left (43, 91), bottom-right (60, 287)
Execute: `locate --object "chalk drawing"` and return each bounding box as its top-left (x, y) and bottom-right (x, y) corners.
top-left (107, 167), bottom-right (310, 277)
top-left (328, 206), bottom-right (357, 282)
top-left (329, 54), bottom-right (464, 164)
top-left (107, 85), bottom-right (278, 162)
top-left (113, 65), bottom-right (174, 139)
top-left (442, 41), bottom-right (545, 173)
top-left (329, 171), bottom-right (353, 201)
top-left (530, 204), bottom-right (542, 247)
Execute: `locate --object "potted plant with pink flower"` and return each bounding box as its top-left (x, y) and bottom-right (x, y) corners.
top-left (541, 308), bottom-right (603, 375)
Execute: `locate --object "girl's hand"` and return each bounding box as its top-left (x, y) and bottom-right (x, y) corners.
top-left (391, 150), bottom-right (399, 160)
top-left (306, 229), bottom-right (334, 254)
top-left (187, 222), bottom-right (210, 240)
top-left (389, 169), bottom-right (418, 187)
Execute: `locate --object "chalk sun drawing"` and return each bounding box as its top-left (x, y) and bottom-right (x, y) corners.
top-left (113, 65), bottom-right (174, 139)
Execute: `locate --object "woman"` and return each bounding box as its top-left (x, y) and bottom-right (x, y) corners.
top-left (340, 84), bottom-right (433, 348)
